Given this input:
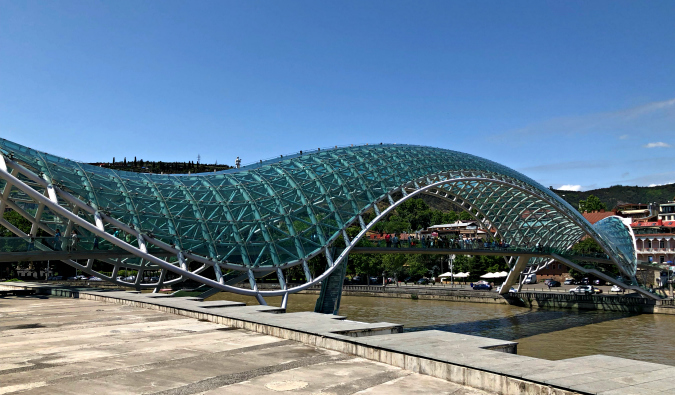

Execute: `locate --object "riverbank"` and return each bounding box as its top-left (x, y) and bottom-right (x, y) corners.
top-left (3, 282), bottom-right (675, 395)
top-left (297, 284), bottom-right (675, 315)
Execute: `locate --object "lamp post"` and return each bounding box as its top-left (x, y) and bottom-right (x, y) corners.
top-left (449, 254), bottom-right (455, 287)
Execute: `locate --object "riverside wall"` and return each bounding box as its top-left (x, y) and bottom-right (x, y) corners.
top-left (299, 285), bottom-right (675, 315)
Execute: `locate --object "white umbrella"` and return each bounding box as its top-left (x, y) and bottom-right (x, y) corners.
top-left (480, 272), bottom-right (495, 278)
top-left (454, 272), bottom-right (470, 278)
top-left (438, 272), bottom-right (453, 278)
top-left (496, 271), bottom-right (508, 277)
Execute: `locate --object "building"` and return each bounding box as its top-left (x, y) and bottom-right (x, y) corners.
top-left (614, 203), bottom-right (656, 222)
top-left (659, 201), bottom-right (675, 221)
top-left (631, 220), bottom-right (675, 264)
top-left (535, 261), bottom-right (570, 282)
top-left (420, 221), bottom-right (489, 239)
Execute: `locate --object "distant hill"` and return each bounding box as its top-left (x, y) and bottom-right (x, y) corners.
top-left (551, 184), bottom-right (675, 210)
top-left (89, 160), bottom-right (233, 174)
top-left (419, 184), bottom-right (675, 214)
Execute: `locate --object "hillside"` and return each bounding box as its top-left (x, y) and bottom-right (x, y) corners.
top-left (552, 184), bottom-right (675, 210)
top-left (89, 160), bottom-right (233, 174)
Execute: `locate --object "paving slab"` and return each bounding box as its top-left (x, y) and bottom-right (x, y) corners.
top-left (0, 294), bottom-right (492, 395)
top-left (4, 282), bottom-right (675, 395)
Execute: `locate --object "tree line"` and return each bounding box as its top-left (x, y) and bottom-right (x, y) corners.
top-left (92, 157), bottom-right (233, 174)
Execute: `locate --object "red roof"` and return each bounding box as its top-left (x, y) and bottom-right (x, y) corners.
top-left (632, 220), bottom-right (675, 228)
top-left (582, 211), bottom-right (615, 224)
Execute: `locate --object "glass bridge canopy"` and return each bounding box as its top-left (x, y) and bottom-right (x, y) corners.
top-left (0, 138), bottom-right (637, 277)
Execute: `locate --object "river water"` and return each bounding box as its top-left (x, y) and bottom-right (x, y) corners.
top-left (207, 292), bottom-right (675, 366)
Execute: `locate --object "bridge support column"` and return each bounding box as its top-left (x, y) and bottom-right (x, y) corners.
top-left (499, 255), bottom-right (529, 295)
top-left (314, 255), bottom-right (348, 315)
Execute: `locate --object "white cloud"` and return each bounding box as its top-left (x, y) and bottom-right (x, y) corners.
top-left (649, 182), bottom-right (675, 187)
top-left (493, 97), bottom-right (675, 141)
top-left (558, 184), bottom-right (582, 191)
top-left (644, 142), bottom-right (671, 148)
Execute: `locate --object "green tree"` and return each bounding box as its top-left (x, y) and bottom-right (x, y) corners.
top-left (578, 194), bottom-right (607, 213)
top-left (459, 211), bottom-right (474, 221)
top-left (0, 211), bottom-right (31, 236)
top-left (382, 254), bottom-right (406, 280)
top-left (571, 238), bottom-right (603, 255)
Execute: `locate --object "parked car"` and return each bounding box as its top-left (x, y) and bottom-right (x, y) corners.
top-left (545, 280), bottom-right (561, 287)
top-left (150, 276), bottom-right (159, 282)
top-left (416, 278), bottom-right (430, 285)
top-left (594, 288), bottom-right (603, 294)
top-left (611, 285), bottom-right (625, 293)
top-left (88, 276), bottom-right (103, 282)
top-left (580, 278), bottom-right (590, 285)
top-left (496, 285), bottom-right (517, 293)
top-left (473, 283), bottom-right (492, 291)
top-left (570, 285), bottom-right (594, 295)
top-left (563, 278), bottom-right (575, 285)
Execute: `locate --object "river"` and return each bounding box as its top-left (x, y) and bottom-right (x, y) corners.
top-left (206, 292), bottom-right (675, 366)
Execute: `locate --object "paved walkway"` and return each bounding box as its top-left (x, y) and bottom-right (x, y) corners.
top-left (0, 295), bottom-right (488, 395)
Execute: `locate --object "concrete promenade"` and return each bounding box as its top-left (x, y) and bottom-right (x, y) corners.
top-left (3, 282), bottom-right (675, 394)
top-left (0, 294), bottom-right (486, 394)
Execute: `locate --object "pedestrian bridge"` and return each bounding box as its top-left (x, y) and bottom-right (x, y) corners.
top-left (0, 137), bottom-right (652, 309)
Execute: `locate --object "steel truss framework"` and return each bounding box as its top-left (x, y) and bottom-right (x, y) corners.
top-left (0, 139), bottom-right (641, 304)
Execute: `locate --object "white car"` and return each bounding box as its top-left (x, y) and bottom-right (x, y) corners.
top-left (610, 285), bottom-right (624, 293)
top-left (570, 285), bottom-right (594, 295)
top-left (88, 276), bottom-right (103, 281)
top-left (495, 285), bottom-right (518, 293)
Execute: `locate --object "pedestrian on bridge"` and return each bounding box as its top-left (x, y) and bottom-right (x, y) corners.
top-left (70, 230), bottom-right (79, 252)
top-left (54, 229), bottom-right (61, 251)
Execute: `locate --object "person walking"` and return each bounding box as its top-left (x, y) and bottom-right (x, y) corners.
top-left (385, 233), bottom-right (391, 248)
top-left (54, 229), bottom-right (62, 251)
top-left (70, 230), bottom-right (79, 252)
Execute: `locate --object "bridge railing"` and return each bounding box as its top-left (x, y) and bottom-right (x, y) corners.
top-left (356, 238), bottom-right (612, 261)
top-left (0, 236), bottom-right (163, 255)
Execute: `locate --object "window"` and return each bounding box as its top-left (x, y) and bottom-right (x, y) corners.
top-left (660, 256), bottom-right (665, 263)
top-left (661, 240), bottom-right (666, 249)
top-left (558, 264), bottom-right (562, 269)
top-left (647, 240), bottom-right (652, 248)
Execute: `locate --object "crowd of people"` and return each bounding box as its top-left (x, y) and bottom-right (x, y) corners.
top-left (377, 233), bottom-right (544, 251)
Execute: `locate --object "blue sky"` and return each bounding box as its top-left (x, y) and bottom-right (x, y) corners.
top-left (1, 1), bottom-right (674, 191)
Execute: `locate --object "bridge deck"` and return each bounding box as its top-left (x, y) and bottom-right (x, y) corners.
top-left (350, 246), bottom-right (614, 264)
top-left (0, 249), bottom-right (174, 262)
